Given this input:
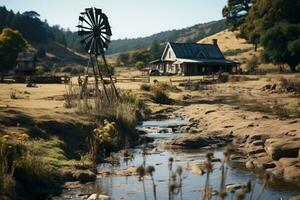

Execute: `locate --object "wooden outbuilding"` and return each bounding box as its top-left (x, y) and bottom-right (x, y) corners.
top-left (15, 52), bottom-right (37, 75)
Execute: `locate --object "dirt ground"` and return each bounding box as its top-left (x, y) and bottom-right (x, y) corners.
top-left (0, 71), bottom-right (299, 185)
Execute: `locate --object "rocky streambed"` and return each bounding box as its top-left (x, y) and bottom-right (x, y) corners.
top-left (53, 115), bottom-right (300, 200)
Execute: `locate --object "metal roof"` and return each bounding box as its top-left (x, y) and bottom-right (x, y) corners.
top-left (169, 42), bottom-right (225, 60)
top-left (16, 52), bottom-right (36, 62)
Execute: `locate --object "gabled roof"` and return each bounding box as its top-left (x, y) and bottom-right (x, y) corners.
top-left (16, 52), bottom-right (37, 62)
top-left (165, 42), bottom-right (225, 60)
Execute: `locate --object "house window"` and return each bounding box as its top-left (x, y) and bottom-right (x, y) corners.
top-left (169, 51), bottom-right (171, 58)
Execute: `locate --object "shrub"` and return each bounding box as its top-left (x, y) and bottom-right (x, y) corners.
top-left (246, 55), bottom-right (259, 73)
top-left (279, 77), bottom-right (300, 93)
top-left (140, 83), bottom-right (151, 91)
top-left (272, 101), bottom-right (290, 119)
top-left (0, 133), bottom-right (29, 199)
top-left (151, 87), bottom-right (172, 104)
top-left (135, 61), bottom-right (146, 70)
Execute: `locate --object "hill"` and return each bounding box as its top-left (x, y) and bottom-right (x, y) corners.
top-left (107, 20), bottom-right (227, 55)
top-left (198, 29), bottom-right (275, 70)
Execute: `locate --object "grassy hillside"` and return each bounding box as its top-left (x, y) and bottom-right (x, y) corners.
top-left (107, 20), bottom-right (227, 55)
top-left (198, 29), bottom-right (278, 71)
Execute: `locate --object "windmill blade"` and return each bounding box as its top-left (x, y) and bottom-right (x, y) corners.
top-left (76, 25), bottom-right (92, 30)
top-left (80, 34), bottom-right (93, 44)
top-left (78, 30), bottom-right (93, 36)
top-left (100, 14), bottom-right (112, 36)
top-left (100, 34), bottom-right (111, 44)
top-left (95, 8), bottom-right (102, 25)
top-left (98, 36), bottom-right (108, 50)
top-left (79, 16), bottom-right (92, 27)
top-left (85, 8), bottom-right (96, 26)
top-left (83, 37), bottom-right (93, 49)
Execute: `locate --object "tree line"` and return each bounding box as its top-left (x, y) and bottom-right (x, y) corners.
top-left (223, 0), bottom-right (300, 71)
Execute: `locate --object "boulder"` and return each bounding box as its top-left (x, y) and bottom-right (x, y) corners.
top-left (283, 164), bottom-right (300, 183)
top-left (265, 138), bottom-right (300, 160)
top-left (163, 134), bottom-right (210, 148)
top-left (73, 170), bottom-right (96, 183)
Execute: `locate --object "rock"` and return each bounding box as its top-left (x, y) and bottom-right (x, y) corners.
top-left (163, 134), bottom-right (210, 148)
top-left (251, 140), bottom-right (265, 147)
top-left (205, 110), bottom-right (216, 114)
top-left (225, 183), bottom-right (243, 193)
top-left (283, 164), bottom-right (300, 183)
top-left (261, 162), bottom-right (276, 169)
top-left (248, 148), bottom-right (266, 155)
top-left (246, 160), bottom-right (255, 170)
top-left (87, 194), bottom-right (111, 200)
top-left (188, 163), bottom-right (206, 175)
top-left (265, 138), bottom-right (300, 160)
top-left (271, 84), bottom-right (277, 90)
top-left (73, 170), bottom-right (96, 183)
top-left (230, 155), bottom-right (246, 162)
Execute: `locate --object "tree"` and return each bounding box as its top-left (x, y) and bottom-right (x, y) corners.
top-left (222, 0), bottom-right (252, 29)
top-left (240, 0), bottom-right (300, 71)
top-left (0, 28), bottom-right (27, 72)
top-left (118, 52), bottom-right (130, 65)
top-left (150, 39), bottom-right (162, 60)
top-left (260, 23), bottom-right (300, 72)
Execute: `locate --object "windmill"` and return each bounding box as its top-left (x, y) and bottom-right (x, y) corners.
top-left (77, 7), bottom-right (118, 101)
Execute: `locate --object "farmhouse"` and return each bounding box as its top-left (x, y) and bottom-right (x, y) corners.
top-left (149, 40), bottom-right (239, 76)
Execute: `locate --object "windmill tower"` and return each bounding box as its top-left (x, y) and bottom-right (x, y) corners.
top-left (77, 7), bottom-right (118, 101)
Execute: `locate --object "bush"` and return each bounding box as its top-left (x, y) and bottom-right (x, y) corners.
top-left (35, 65), bottom-right (45, 75)
top-left (140, 83), bottom-right (151, 91)
top-left (135, 61), bottom-right (146, 70)
top-left (279, 77), bottom-right (300, 93)
top-left (151, 87), bottom-right (172, 104)
top-left (246, 55), bottom-right (259, 73)
top-left (60, 65), bottom-right (85, 75)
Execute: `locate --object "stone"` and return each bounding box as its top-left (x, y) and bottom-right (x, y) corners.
top-left (261, 162), bottom-right (276, 169)
top-left (87, 194), bottom-right (111, 200)
top-left (283, 164), bottom-right (300, 183)
top-left (205, 110), bottom-right (216, 114)
top-left (265, 138), bottom-right (300, 160)
top-left (225, 183), bottom-right (243, 193)
top-left (73, 170), bottom-right (96, 183)
top-left (163, 134), bottom-right (210, 148)
top-left (248, 148), bottom-right (266, 156)
top-left (252, 140), bottom-right (265, 146)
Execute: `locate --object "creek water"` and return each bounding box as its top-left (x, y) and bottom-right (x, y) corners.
top-left (56, 118), bottom-right (300, 200)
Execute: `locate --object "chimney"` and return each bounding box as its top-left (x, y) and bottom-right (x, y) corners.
top-left (212, 39), bottom-right (218, 46)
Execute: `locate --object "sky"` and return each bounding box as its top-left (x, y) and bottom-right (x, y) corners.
top-left (1, 0), bottom-right (227, 40)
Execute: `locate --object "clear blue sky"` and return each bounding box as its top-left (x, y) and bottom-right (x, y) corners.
top-left (1, 0), bottom-right (227, 39)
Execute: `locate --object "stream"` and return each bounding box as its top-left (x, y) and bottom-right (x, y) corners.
top-left (54, 118), bottom-right (300, 200)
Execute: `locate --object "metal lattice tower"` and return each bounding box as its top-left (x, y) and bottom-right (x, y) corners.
top-left (77, 7), bottom-right (118, 101)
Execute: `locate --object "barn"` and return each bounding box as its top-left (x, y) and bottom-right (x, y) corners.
top-left (149, 40), bottom-right (239, 76)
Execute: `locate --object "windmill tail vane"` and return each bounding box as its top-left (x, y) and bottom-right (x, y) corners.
top-left (77, 7), bottom-right (119, 101)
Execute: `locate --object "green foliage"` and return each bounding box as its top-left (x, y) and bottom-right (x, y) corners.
top-left (150, 39), bottom-right (163, 60)
top-left (0, 132), bottom-right (29, 199)
top-left (118, 52), bottom-right (130, 65)
top-left (57, 65), bottom-right (85, 75)
top-left (223, 0), bottom-right (252, 29)
top-left (151, 86), bottom-right (173, 105)
top-left (0, 28), bottom-right (27, 72)
top-left (260, 23), bottom-right (300, 71)
top-left (0, 6), bottom-right (47, 43)
top-left (35, 65), bottom-right (45, 75)
top-left (135, 61), bottom-right (146, 70)
top-left (140, 84), bottom-right (151, 91)
top-left (238, 0), bottom-right (300, 71)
